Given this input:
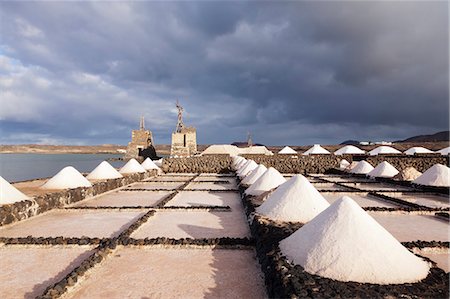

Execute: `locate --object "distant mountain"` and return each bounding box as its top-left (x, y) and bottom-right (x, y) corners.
top-left (396, 131), bottom-right (449, 143)
top-left (340, 140), bottom-right (360, 145)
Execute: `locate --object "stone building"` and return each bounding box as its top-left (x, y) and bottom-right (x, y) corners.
top-left (125, 116), bottom-right (157, 160)
top-left (170, 101), bottom-right (197, 157)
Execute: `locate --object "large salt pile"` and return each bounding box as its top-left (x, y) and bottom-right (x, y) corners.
top-left (256, 174), bottom-right (330, 222)
top-left (119, 159), bottom-right (146, 174)
top-left (334, 145), bottom-right (365, 155)
top-left (344, 161), bottom-right (358, 172)
top-left (278, 146), bottom-right (297, 154)
top-left (339, 159), bottom-right (350, 170)
top-left (239, 146), bottom-right (273, 155)
top-left (394, 167), bottom-right (422, 181)
top-left (413, 164), bottom-right (450, 187)
top-left (141, 158), bottom-right (159, 170)
top-left (201, 144), bottom-right (241, 156)
top-left (87, 161), bottom-right (123, 180)
top-left (367, 161), bottom-right (399, 178)
top-left (41, 166), bottom-right (92, 189)
top-left (234, 158), bottom-right (247, 171)
top-left (241, 164), bottom-right (267, 186)
top-left (404, 147), bottom-right (434, 155)
top-left (350, 161), bottom-right (374, 174)
top-left (437, 147), bottom-right (450, 155)
top-left (236, 159), bottom-right (252, 173)
top-left (303, 144), bottom-right (330, 155)
top-left (0, 176), bottom-right (30, 204)
top-left (231, 156), bottom-right (245, 169)
top-left (245, 167), bottom-right (286, 196)
top-left (368, 146), bottom-right (401, 156)
top-left (237, 160), bottom-right (258, 178)
top-left (279, 196), bottom-right (430, 284)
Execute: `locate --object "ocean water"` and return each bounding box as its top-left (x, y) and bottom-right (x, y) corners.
top-left (0, 153), bottom-right (126, 183)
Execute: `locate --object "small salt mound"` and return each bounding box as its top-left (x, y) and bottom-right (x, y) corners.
top-left (344, 161), bottom-right (358, 172)
top-left (231, 156), bottom-right (245, 170)
top-left (368, 146), bottom-right (401, 156)
top-left (236, 159), bottom-right (252, 173)
top-left (303, 144), bottom-right (330, 155)
top-left (245, 167), bottom-right (286, 196)
top-left (437, 147), bottom-right (450, 155)
top-left (350, 161), bottom-right (374, 174)
top-left (256, 174), bottom-right (330, 222)
top-left (153, 158), bottom-right (163, 167)
top-left (235, 158), bottom-right (248, 171)
top-left (404, 147), bottom-right (434, 155)
top-left (41, 166), bottom-right (92, 189)
top-left (241, 164), bottom-right (268, 185)
top-left (278, 146), bottom-right (297, 154)
top-left (279, 196), bottom-right (430, 284)
top-left (394, 167), bottom-right (422, 181)
top-left (87, 161), bottom-right (123, 180)
top-left (413, 164), bottom-right (450, 187)
top-left (368, 161), bottom-right (399, 178)
top-left (339, 159), bottom-right (350, 170)
top-left (237, 160), bottom-right (258, 178)
top-left (141, 158), bottom-right (159, 170)
top-left (202, 144), bottom-right (241, 156)
top-left (0, 176), bottom-right (30, 204)
top-left (119, 159), bottom-right (146, 174)
top-left (334, 145), bottom-right (365, 155)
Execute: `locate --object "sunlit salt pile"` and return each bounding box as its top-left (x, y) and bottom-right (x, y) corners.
top-left (241, 164), bottom-right (267, 186)
top-left (245, 167), bottom-right (286, 196)
top-left (339, 159), bottom-right (350, 170)
top-left (278, 146), bottom-right (297, 154)
top-left (437, 147), bottom-right (450, 155)
top-left (413, 164), bottom-right (450, 187)
top-left (237, 160), bottom-right (258, 178)
top-left (119, 158), bottom-right (146, 174)
top-left (344, 161), bottom-right (358, 172)
top-left (349, 161), bottom-right (374, 174)
top-left (202, 144), bottom-right (241, 156)
top-left (368, 161), bottom-right (399, 178)
top-left (394, 167), bottom-right (422, 181)
top-left (0, 176), bottom-right (30, 204)
top-left (404, 147), bottom-right (434, 155)
top-left (303, 144), bottom-right (330, 155)
top-left (86, 161), bottom-right (123, 180)
top-left (279, 196), bottom-right (430, 284)
top-left (334, 145), bottom-right (365, 155)
top-left (41, 166), bottom-right (92, 189)
top-left (368, 146), bottom-right (401, 156)
top-left (256, 174), bottom-right (330, 222)
top-left (239, 146), bottom-right (273, 155)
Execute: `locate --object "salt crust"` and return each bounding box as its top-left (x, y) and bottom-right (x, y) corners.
top-left (279, 196), bottom-right (431, 284)
top-left (237, 160), bottom-right (258, 178)
top-left (437, 147), bottom-right (450, 155)
top-left (368, 146), bottom-right (401, 156)
top-left (86, 161), bottom-right (123, 180)
top-left (339, 159), bottom-right (350, 170)
top-left (245, 167), bottom-right (286, 196)
top-left (41, 166), bottom-right (92, 190)
top-left (119, 159), bottom-right (146, 174)
top-left (368, 161), bottom-right (399, 178)
top-left (394, 167), bottom-right (422, 181)
top-left (404, 147), bottom-right (434, 155)
top-left (278, 146), bottom-right (297, 154)
top-left (0, 176), bottom-right (29, 204)
top-left (303, 144), bottom-right (330, 155)
top-left (241, 165), bottom-right (267, 185)
top-left (350, 161), bottom-right (374, 174)
top-left (256, 174), bottom-right (330, 222)
top-left (413, 164), bottom-right (450, 187)
top-left (334, 145), bottom-right (365, 155)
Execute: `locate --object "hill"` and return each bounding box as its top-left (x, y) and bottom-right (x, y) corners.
top-left (397, 131), bottom-right (449, 143)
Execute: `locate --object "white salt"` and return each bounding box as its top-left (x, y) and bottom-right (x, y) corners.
top-left (339, 159), bottom-right (350, 170)
top-left (237, 160), bottom-right (258, 178)
top-left (245, 167), bottom-right (286, 196)
top-left (241, 165), bottom-right (267, 186)
top-left (350, 161), bottom-right (374, 174)
top-left (334, 145), bottom-right (365, 155)
top-left (413, 164), bottom-right (450, 187)
top-left (279, 196), bottom-right (430, 284)
top-left (202, 144), bottom-right (241, 156)
top-left (394, 167), bottom-right (422, 181)
top-left (278, 146), bottom-right (297, 154)
top-left (119, 159), bottom-right (146, 174)
top-left (256, 174), bottom-right (330, 222)
top-left (234, 158), bottom-right (248, 171)
top-left (437, 147), bottom-right (450, 156)
top-left (303, 144), bottom-right (330, 155)
top-left (141, 158), bottom-right (159, 170)
top-left (344, 161), bottom-right (358, 172)
top-left (368, 161), bottom-right (399, 178)
top-left (0, 176), bottom-right (30, 205)
top-left (236, 160), bottom-right (252, 174)
top-left (41, 166), bottom-right (92, 190)
top-left (404, 147), bottom-right (434, 155)
top-left (153, 158), bottom-right (164, 167)
top-left (87, 161), bottom-right (123, 180)
top-left (368, 146), bottom-right (401, 156)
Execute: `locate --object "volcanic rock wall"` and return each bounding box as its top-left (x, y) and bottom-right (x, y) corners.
top-left (162, 155), bottom-right (233, 173)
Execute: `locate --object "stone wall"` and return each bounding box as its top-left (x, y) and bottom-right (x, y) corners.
top-left (0, 170), bottom-right (157, 227)
top-left (162, 156), bottom-right (232, 173)
top-left (243, 155), bottom-right (341, 173)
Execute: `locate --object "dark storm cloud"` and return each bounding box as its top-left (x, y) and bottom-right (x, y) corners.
top-left (0, 1), bottom-right (447, 145)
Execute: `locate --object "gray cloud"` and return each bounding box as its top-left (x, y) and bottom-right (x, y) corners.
top-left (0, 1), bottom-right (448, 146)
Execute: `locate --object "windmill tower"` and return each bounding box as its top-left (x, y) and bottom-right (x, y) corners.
top-left (170, 100), bottom-right (197, 157)
top-left (175, 100), bottom-right (184, 133)
top-left (125, 116), bottom-right (156, 159)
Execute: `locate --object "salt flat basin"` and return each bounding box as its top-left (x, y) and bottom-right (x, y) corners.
top-left (185, 181), bottom-right (238, 190)
top-left (378, 192), bottom-right (450, 209)
top-left (311, 182), bottom-right (350, 191)
top-left (322, 192), bottom-right (398, 208)
top-left (198, 173), bottom-right (235, 177)
top-left (341, 182), bottom-right (413, 191)
top-left (193, 176), bottom-right (236, 183)
top-left (164, 173), bottom-right (198, 176)
top-left (71, 190), bottom-right (171, 207)
top-left (0, 210), bottom-right (145, 238)
top-left (369, 213), bottom-right (450, 242)
top-left (64, 247), bottom-right (267, 299)
top-left (318, 175), bottom-right (373, 183)
top-left (419, 252), bottom-right (450, 273)
top-left (166, 191), bottom-right (244, 211)
top-left (145, 176), bottom-right (193, 182)
top-left (126, 182), bottom-right (184, 190)
top-left (131, 210), bottom-right (250, 239)
top-left (0, 245), bottom-right (93, 299)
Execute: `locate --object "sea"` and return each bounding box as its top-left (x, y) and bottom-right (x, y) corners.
top-left (0, 153), bottom-right (126, 183)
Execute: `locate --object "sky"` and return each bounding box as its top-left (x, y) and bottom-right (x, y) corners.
top-left (0, 1), bottom-right (448, 146)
